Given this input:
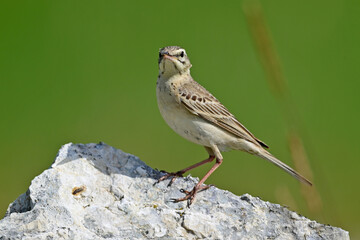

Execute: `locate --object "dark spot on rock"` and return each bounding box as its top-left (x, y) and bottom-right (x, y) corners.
top-left (241, 195), bottom-right (250, 202)
top-left (72, 186), bottom-right (86, 196)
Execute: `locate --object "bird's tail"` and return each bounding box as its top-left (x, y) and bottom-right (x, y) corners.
top-left (256, 149), bottom-right (312, 186)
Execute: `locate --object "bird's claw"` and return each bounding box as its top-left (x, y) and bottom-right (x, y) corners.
top-left (154, 171), bottom-right (184, 186)
top-left (171, 187), bottom-right (197, 207)
top-left (171, 184), bottom-right (214, 207)
top-left (180, 188), bottom-right (190, 194)
top-left (170, 195), bottom-right (195, 207)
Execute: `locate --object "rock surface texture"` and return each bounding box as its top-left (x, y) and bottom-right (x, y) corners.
top-left (0, 143), bottom-right (349, 240)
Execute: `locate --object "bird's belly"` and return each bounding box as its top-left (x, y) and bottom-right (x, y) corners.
top-left (157, 91), bottom-right (238, 151)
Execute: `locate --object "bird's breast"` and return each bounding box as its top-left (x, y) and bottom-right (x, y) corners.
top-left (156, 78), bottom-right (237, 150)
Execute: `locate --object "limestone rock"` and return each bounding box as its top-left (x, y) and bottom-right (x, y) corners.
top-left (0, 143), bottom-right (349, 239)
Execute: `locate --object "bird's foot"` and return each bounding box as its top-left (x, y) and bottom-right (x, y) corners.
top-left (154, 170), bottom-right (184, 187)
top-left (171, 184), bottom-right (213, 207)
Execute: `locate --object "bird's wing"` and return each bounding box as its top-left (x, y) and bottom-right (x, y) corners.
top-left (177, 80), bottom-right (269, 148)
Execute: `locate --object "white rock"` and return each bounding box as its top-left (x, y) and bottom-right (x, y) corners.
top-left (0, 142), bottom-right (350, 240)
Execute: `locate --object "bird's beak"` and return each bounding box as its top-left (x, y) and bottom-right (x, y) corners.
top-left (163, 54), bottom-right (177, 63)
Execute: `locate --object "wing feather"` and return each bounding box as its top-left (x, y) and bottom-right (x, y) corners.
top-left (178, 80), bottom-right (269, 148)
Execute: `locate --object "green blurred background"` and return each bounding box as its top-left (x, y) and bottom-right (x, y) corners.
top-left (1, 0), bottom-right (359, 238)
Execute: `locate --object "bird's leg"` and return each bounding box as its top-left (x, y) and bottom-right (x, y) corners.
top-left (155, 155), bottom-right (215, 187)
top-left (172, 157), bottom-right (223, 207)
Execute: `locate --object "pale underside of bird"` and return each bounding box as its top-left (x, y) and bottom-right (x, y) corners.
top-left (155, 46), bottom-right (312, 207)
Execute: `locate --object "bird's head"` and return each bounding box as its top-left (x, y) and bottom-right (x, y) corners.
top-left (158, 46), bottom-right (192, 78)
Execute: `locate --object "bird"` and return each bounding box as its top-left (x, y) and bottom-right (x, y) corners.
top-left (155, 46), bottom-right (312, 206)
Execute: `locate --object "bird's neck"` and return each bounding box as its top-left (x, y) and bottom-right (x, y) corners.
top-left (158, 70), bottom-right (191, 83)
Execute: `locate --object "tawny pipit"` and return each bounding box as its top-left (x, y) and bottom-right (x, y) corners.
top-left (156, 46), bottom-right (312, 206)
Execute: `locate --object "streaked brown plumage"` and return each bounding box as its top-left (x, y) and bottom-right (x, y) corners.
top-left (178, 79), bottom-right (269, 149)
top-left (155, 46), bottom-right (312, 206)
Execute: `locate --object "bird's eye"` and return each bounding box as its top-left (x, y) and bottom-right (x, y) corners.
top-left (180, 51), bottom-right (184, 58)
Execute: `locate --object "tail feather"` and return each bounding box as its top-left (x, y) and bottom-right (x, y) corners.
top-left (257, 150), bottom-right (312, 186)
